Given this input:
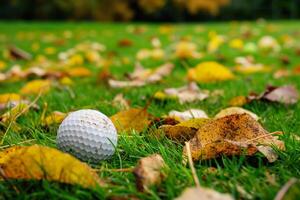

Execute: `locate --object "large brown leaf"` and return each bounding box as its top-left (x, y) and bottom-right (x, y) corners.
top-left (183, 114), bottom-right (284, 162)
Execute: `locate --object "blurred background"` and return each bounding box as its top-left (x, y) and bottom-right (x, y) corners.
top-left (1, 0), bottom-right (300, 22)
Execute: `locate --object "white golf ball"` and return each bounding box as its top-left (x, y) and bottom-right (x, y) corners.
top-left (56, 109), bottom-right (117, 163)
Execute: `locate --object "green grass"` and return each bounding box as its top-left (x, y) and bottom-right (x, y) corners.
top-left (0, 21), bottom-right (300, 199)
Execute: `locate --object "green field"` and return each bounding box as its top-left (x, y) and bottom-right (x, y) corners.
top-left (0, 21), bottom-right (300, 199)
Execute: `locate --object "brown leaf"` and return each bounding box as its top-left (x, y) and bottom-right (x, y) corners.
top-left (175, 187), bottom-right (233, 200)
top-left (112, 94), bottom-right (130, 111)
top-left (110, 108), bottom-right (151, 133)
top-left (183, 114), bottom-right (284, 162)
top-left (118, 39), bottom-right (133, 47)
top-left (133, 154), bottom-right (167, 192)
top-left (8, 46), bottom-right (32, 60)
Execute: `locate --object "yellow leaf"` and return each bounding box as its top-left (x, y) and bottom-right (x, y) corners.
top-left (59, 77), bottom-right (73, 86)
top-left (44, 47), bottom-right (56, 55)
top-left (20, 79), bottom-right (51, 95)
top-left (110, 108), bottom-right (151, 133)
top-left (234, 65), bottom-right (271, 74)
top-left (0, 61), bottom-right (6, 70)
top-left (67, 54), bottom-right (84, 66)
top-left (187, 62), bottom-right (235, 83)
top-left (178, 118), bottom-right (211, 129)
top-left (175, 41), bottom-right (199, 59)
top-left (229, 38), bottom-right (244, 49)
top-left (42, 111), bottom-right (67, 126)
top-left (154, 91), bottom-right (177, 101)
top-left (0, 93), bottom-right (22, 104)
top-left (183, 114), bottom-right (284, 162)
top-left (1, 103), bottom-right (29, 123)
top-left (67, 67), bottom-right (92, 77)
top-left (0, 145), bottom-right (104, 188)
top-left (229, 96), bottom-right (248, 107)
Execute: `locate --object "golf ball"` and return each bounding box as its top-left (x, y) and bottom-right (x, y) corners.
top-left (57, 109), bottom-right (117, 163)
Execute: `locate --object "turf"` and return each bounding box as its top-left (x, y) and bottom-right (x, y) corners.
top-left (0, 21), bottom-right (300, 200)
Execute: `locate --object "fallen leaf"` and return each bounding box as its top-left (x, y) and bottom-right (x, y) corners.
top-left (187, 62), bottom-right (235, 83)
top-left (1, 103), bottom-right (29, 124)
top-left (118, 39), bottom-right (133, 47)
top-left (229, 96), bottom-right (249, 107)
top-left (183, 114), bottom-right (284, 162)
top-left (175, 187), bottom-right (233, 200)
top-left (273, 69), bottom-right (290, 79)
top-left (67, 67), bottom-right (92, 77)
top-left (133, 154), bottom-right (167, 192)
top-left (174, 41), bottom-right (202, 59)
top-left (214, 107), bottom-right (259, 121)
top-left (20, 79), bottom-right (51, 95)
top-left (0, 61), bottom-right (6, 70)
top-left (108, 62), bottom-right (174, 88)
top-left (154, 82), bottom-right (209, 104)
top-left (258, 36), bottom-right (281, 52)
top-left (112, 94), bottom-right (130, 111)
top-left (261, 85), bottom-right (299, 105)
top-left (42, 111), bottom-right (67, 126)
top-left (0, 93), bottom-right (22, 110)
top-left (8, 45), bottom-right (32, 60)
top-left (234, 56), bottom-right (271, 74)
top-left (110, 108), bottom-right (151, 133)
top-left (0, 145), bottom-right (104, 188)
top-left (168, 109), bottom-right (209, 121)
top-left (159, 118), bottom-right (210, 141)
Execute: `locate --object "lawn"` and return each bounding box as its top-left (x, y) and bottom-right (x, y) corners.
top-left (0, 21), bottom-right (300, 199)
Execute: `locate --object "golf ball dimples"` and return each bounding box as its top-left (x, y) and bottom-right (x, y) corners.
top-left (57, 109), bottom-right (117, 163)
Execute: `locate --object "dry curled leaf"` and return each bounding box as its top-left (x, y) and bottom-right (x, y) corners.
top-left (108, 62), bottom-right (174, 88)
top-left (168, 109), bottom-right (209, 121)
top-left (159, 118), bottom-right (210, 142)
top-left (187, 61), bottom-right (235, 83)
top-left (8, 46), bottom-right (32, 60)
top-left (261, 85), bottom-right (299, 105)
top-left (183, 114), bottom-right (284, 162)
top-left (0, 145), bottom-right (104, 188)
top-left (154, 82), bottom-right (209, 104)
top-left (175, 187), bottom-right (233, 200)
top-left (20, 79), bottom-right (51, 95)
top-left (112, 94), bottom-right (130, 111)
top-left (133, 154), bottom-right (167, 192)
top-left (215, 107), bottom-right (259, 121)
top-left (110, 108), bottom-right (151, 133)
